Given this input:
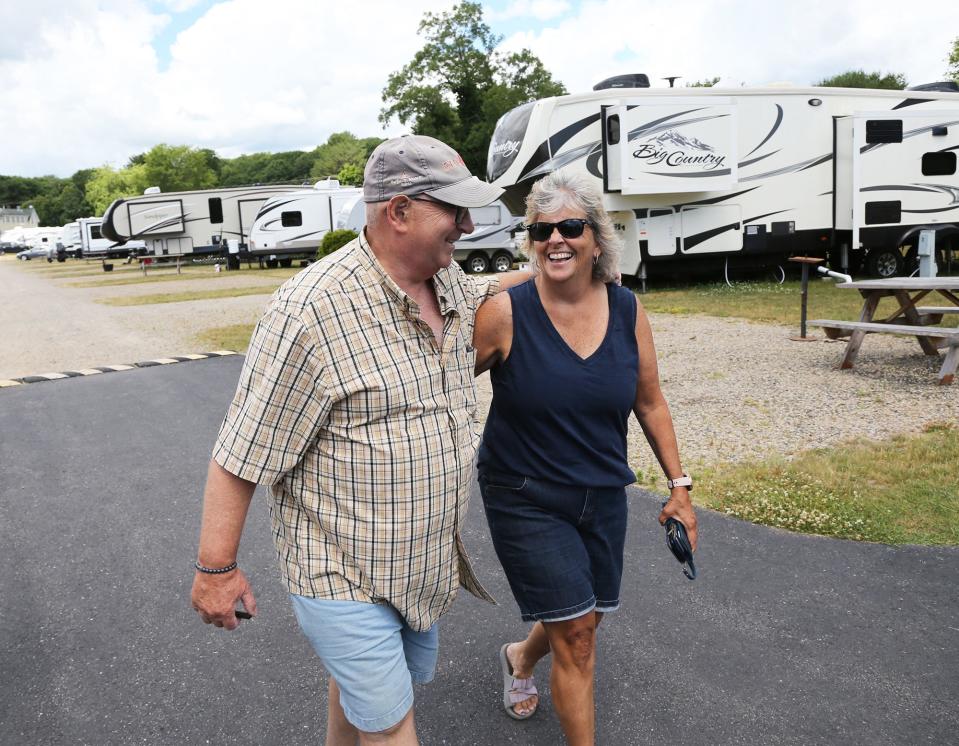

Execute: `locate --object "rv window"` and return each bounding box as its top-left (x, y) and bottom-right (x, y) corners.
top-left (922, 151), bottom-right (957, 176)
top-left (470, 206), bottom-right (500, 226)
top-left (90, 225), bottom-right (102, 240)
top-left (865, 120), bottom-right (902, 144)
top-left (209, 198), bottom-right (224, 224)
top-left (606, 115), bottom-right (620, 145)
top-left (281, 211), bottom-right (303, 227)
top-left (864, 201), bottom-right (901, 225)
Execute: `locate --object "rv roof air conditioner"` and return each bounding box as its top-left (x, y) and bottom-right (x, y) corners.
top-left (593, 74), bottom-right (650, 91)
top-left (313, 178), bottom-right (341, 190)
top-left (144, 186), bottom-right (161, 194)
top-left (906, 81), bottom-right (959, 93)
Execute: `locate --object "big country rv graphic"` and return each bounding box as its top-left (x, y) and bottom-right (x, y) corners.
top-left (488, 75), bottom-right (959, 280)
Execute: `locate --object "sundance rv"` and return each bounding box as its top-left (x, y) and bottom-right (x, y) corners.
top-left (101, 184), bottom-right (305, 261)
top-left (249, 180), bottom-right (363, 264)
top-left (336, 196), bottom-right (520, 273)
top-left (487, 76), bottom-right (959, 279)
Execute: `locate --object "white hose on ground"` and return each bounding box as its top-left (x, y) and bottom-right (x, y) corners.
top-left (816, 266), bottom-right (852, 283)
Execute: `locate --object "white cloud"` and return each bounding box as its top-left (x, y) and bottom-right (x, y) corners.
top-left (2, 0), bottom-right (958, 178)
top-left (488, 0), bottom-right (571, 21)
top-left (502, 0), bottom-right (959, 92)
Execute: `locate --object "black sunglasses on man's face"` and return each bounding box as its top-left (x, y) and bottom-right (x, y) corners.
top-left (409, 195), bottom-right (470, 226)
top-left (523, 218), bottom-right (593, 242)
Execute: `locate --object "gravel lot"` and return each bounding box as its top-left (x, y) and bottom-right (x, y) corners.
top-left (3, 255), bottom-right (956, 475)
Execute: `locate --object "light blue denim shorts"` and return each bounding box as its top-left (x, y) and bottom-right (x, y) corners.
top-left (290, 595), bottom-right (438, 733)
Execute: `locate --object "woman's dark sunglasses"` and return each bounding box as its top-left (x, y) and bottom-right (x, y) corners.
top-left (664, 516), bottom-right (697, 580)
top-left (524, 218), bottom-right (593, 242)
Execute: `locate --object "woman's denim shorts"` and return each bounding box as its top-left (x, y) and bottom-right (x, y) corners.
top-left (478, 469), bottom-right (628, 623)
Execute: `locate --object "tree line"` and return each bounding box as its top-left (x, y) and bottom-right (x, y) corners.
top-left (3, 2), bottom-right (957, 226)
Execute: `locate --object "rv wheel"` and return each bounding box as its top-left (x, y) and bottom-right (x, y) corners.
top-left (466, 252), bottom-right (490, 274)
top-left (492, 252), bottom-right (513, 273)
top-left (865, 248), bottom-right (903, 278)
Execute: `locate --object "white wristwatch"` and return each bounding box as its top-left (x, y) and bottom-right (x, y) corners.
top-left (666, 473), bottom-right (693, 491)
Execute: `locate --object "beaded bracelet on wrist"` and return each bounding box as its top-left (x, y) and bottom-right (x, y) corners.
top-left (194, 560), bottom-right (238, 574)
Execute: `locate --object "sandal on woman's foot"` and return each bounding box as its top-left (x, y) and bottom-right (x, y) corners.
top-left (500, 643), bottom-right (538, 720)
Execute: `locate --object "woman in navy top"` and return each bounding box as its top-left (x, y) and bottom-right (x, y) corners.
top-left (473, 171), bottom-right (697, 742)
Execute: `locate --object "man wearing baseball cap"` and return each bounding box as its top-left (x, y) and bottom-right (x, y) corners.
top-left (191, 134), bottom-right (531, 744)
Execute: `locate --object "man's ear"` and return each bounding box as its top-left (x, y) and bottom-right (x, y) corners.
top-left (384, 195), bottom-right (413, 233)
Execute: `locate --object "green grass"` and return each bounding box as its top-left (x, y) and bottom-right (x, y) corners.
top-left (637, 280), bottom-right (959, 328)
top-left (98, 285), bottom-right (281, 306)
top-left (193, 323), bottom-right (256, 352)
top-left (67, 265), bottom-right (298, 287)
top-left (695, 422), bottom-right (959, 545)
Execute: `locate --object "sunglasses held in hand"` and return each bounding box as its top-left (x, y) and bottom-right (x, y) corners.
top-left (524, 218), bottom-right (594, 242)
top-left (662, 506), bottom-right (697, 580)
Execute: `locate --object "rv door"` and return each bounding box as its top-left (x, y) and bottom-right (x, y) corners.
top-left (643, 208), bottom-right (677, 257)
top-left (238, 199), bottom-right (267, 248)
top-left (604, 97), bottom-right (738, 194)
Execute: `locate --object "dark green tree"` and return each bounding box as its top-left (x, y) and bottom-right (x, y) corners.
top-left (815, 70), bottom-right (907, 89)
top-left (218, 152), bottom-right (274, 186)
top-left (686, 77), bottom-right (721, 87)
top-left (310, 132), bottom-right (383, 182)
top-left (85, 164), bottom-right (149, 214)
top-left (380, 1), bottom-right (566, 174)
top-left (142, 144), bottom-right (218, 192)
top-left (0, 175), bottom-right (42, 208)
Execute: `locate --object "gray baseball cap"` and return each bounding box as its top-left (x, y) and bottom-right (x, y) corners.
top-left (363, 134), bottom-right (503, 207)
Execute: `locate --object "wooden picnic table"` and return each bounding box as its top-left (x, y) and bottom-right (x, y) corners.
top-left (809, 277), bottom-right (959, 384)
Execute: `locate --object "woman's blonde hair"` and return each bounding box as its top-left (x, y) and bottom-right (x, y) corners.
top-left (522, 170), bottom-right (622, 283)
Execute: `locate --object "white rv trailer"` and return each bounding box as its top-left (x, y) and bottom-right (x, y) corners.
top-left (335, 196), bottom-right (520, 273)
top-left (100, 184), bottom-right (305, 259)
top-left (487, 77), bottom-right (959, 279)
top-left (249, 180), bottom-right (363, 260)
top-left (58, 221), bottom-right (80, 256)
top-left (74, 217), bottom-right (145, 259)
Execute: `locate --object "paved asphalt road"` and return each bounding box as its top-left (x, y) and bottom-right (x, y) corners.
top-left (1, 356), bottom-right (957, 746)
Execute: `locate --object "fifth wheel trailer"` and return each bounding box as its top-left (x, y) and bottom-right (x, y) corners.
top-left (248, 180), bottom-right (363, 262)
top-left (486, 77), bottom-right (959, 279)
top-left (100, 184), bottom-right (305, 260)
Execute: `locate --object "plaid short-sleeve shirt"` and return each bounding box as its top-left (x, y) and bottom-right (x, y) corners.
top-left (213, 233), bottom-right (499, 631)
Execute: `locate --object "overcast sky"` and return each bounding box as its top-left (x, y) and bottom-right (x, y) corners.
top-left (2, 0), bottom-right (957, 178)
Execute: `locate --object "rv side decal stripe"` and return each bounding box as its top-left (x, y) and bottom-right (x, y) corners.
top-left (798, 155), bottom-right (834, 173)
top-left (255, 197), bottom-right (302, 218)
top-left (549, 113), bottom-right (602, 155)
top-left (645, 168), bottom-right (732, 179)
top-left (744, 210), bottom-right (790, 223)
top-left (901, 206), bottom-right (959, 214)
top-left (675, 187), bottom-right (760, 209)
top-left (892, 98), bottom-right (932, 110)
top-left (742, 153), bottom-right (833, 182)
top-left (523, 142), bottom-right (603, 182)
top-left (625, 108), bottom-right (706, 142)
top-left (456, 225), bottom-right (513, 243)
top-left (739, 151), bottom-right (780, 169)
top-left (861, 185), bottom-right (942, 194)
top-left (744, 105), bottom-right (784, 158)
top-left (682, 221), bottom-right (741, 251)
top-left (861, 184), bottom-right (959, 206)
top-left (518, 113), bottom-right (600, 180)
